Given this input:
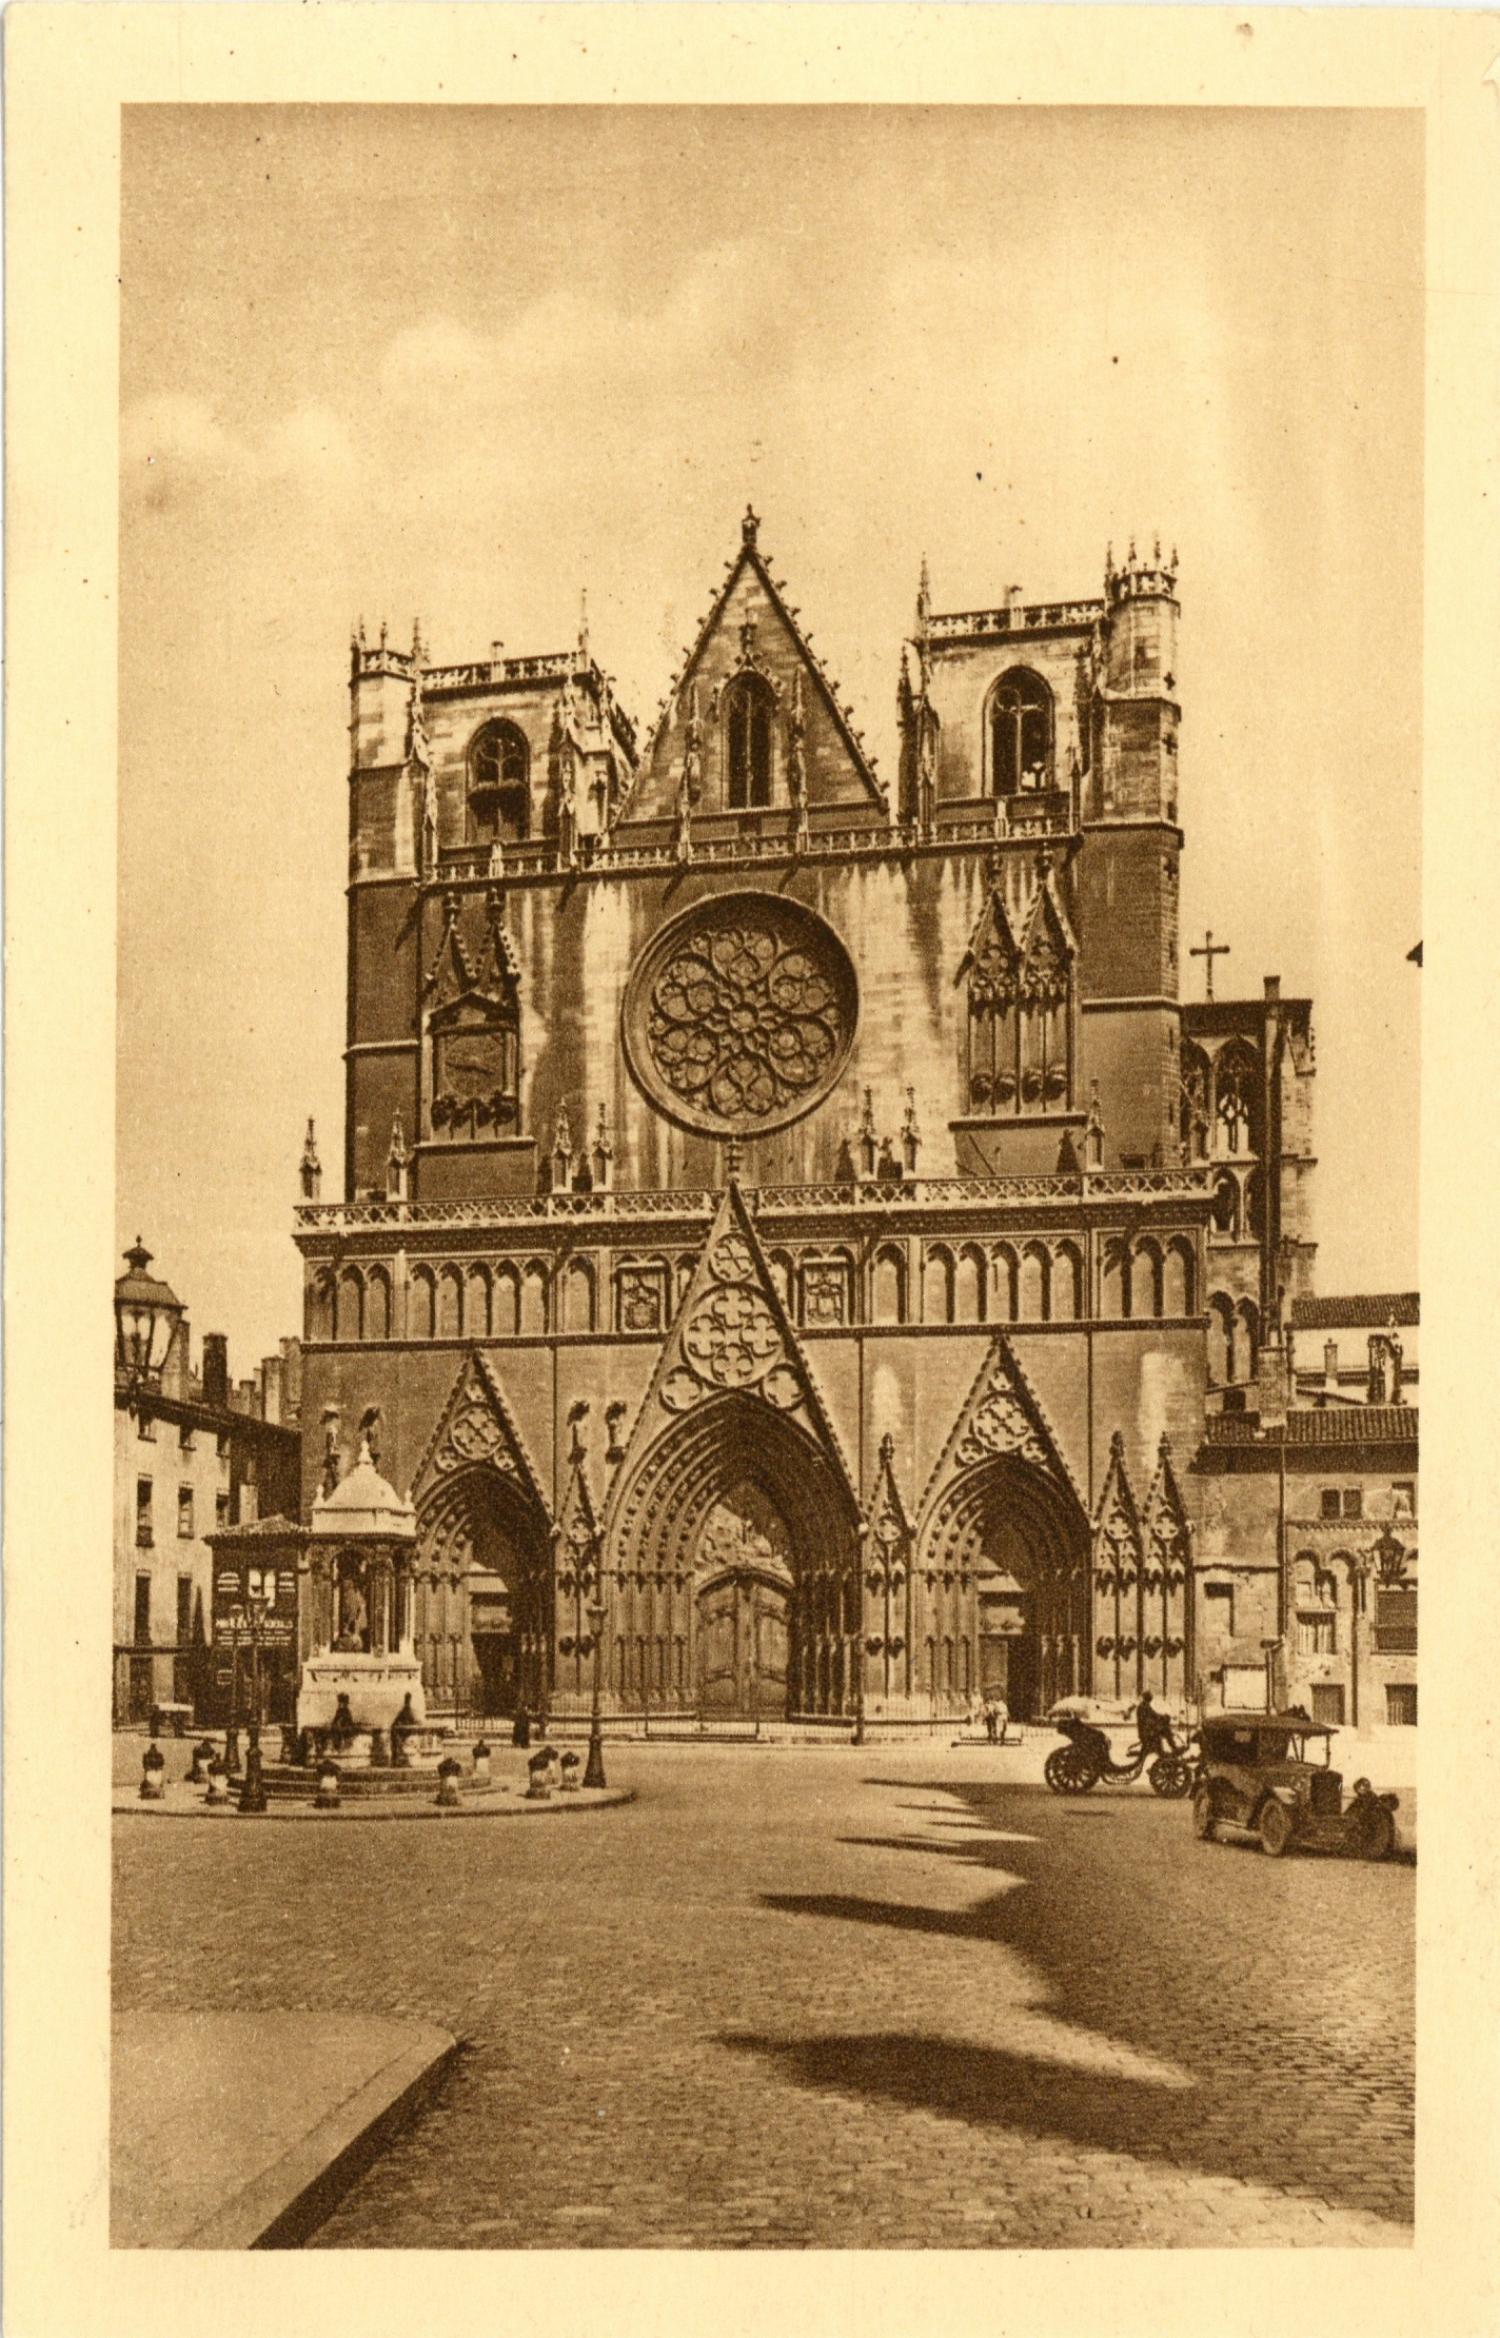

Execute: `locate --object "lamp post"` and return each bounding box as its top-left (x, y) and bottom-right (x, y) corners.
top-left (225, 1605), bottom-right (245, 1776)
top-left (582, 1597), bottom-right (608, 1790)
top-left (238, 1588), bottom-right (269, 1814)
top-left (852, 1549), bottom-right (867, 1748)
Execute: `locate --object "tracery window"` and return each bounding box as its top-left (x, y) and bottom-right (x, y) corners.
top-left (989, 668), bottom-right (1053, 797)
top-left (965, 890), bottom-right (1071, 1116)
top-left (725, 673), bottom-right (774, 808)
top-left (1214, 1043), bottom-right (1261, 1157)
top-left (467, 721), bottom-right (531, 844)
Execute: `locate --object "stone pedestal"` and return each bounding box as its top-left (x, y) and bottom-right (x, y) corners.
top-left (296, 1652), bottom-right (427, 1737)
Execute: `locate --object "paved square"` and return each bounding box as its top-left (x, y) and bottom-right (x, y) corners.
top-left (112, 1744), bottom-right (1413, 2247)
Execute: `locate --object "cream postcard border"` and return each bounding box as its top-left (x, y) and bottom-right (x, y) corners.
top-left (5, 8), bottom-right (1498, 2336)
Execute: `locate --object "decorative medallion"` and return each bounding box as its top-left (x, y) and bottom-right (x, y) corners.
top-left (682, 1286), bottom-right (782, 1389)
top-left (436, 1375), bottom-right (513, 1474)
top-left (623, 893), bottom-right (857, 1137)
top-left (955, 1387), bottom-right (1052, 1472)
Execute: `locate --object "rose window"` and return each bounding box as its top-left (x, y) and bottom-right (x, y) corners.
top-left (624, 894), bottom-right (857, 1136)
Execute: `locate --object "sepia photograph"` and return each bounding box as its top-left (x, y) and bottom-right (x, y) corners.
top-left (108, 94), bottom-right (1424, 2252)
top-left (6, 8), bottom-right (1498, 2331)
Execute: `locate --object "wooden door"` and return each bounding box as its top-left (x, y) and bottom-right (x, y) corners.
top-left (697, 1575), bottom-right (790, 1719)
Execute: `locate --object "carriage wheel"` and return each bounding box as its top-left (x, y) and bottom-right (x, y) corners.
top-left (1258, 1799), bottom-right (1295, 1858)
top-left (1150, 1753), bottom-right (1193, 1800)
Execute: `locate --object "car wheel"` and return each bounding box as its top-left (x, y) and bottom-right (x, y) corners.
top-left (1258, 1799), bottom-right (1295, 1858)
top-left (1192, 1786), bottom-right (1218, 1842)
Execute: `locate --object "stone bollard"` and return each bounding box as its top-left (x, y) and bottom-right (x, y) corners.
top-left (329, 1694), bottom-right (358, 1755)
top-left (315, 1758), bottom-right (341, 1810)
top-left (526, 1748), bottom-right (556, 1801)
top-left (139, 1743), bottom-right (167, 1801)
top-left (392, 1695), bottom-right (419, 1768)
top-left (559, 1751), bottom-right (581, 1793)
top-left (204, 1756), bottom-right (230, 1806)
top-left (435, 1756), bottom-right (464, 1810)
top-left (471, 1739), bottom-right (492, 1787)
top-left (188, 1738), bottom-right (215, 1785)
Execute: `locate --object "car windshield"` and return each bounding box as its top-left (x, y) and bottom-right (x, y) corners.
top-left (1207, 1723), bottom-right (1330, 1766)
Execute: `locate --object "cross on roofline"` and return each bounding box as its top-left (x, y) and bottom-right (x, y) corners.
top-left (1190, 929), bottom-right (1231, 1001)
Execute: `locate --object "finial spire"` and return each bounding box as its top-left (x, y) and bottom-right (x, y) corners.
top-left (742, 502), bottom-right (760, 547)
top-left (299, 1119), bottom-right (322, 1201)
top-left (916, 553), bottom-right (931, 635)
top-left (579, 587), bottom-right (590, 658)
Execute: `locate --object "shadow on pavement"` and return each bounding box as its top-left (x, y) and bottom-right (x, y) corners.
top-left (756, 1775), bottom-right (1413, 2229)
top-left (715, 2027), bottom-right (1403, 2238)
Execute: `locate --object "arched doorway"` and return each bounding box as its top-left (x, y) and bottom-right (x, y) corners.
top-left (920, 1456), bottom-right (1090, 1719)
top-left (609, 1395), bottom-right (858, 1721)
top-left (694, 1482), bottom-right (792, 1720)
top-left (418, 1466), bottom-right (552, 1719)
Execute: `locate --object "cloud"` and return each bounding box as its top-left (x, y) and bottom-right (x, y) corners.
top-left (122, 393), bottom-right (354, 507)
top-left (377, 239), bottom-right (785, 421)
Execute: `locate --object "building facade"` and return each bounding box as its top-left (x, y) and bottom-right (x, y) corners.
top-left (294, 514), bottom-right (1324, 1729)
top-left (113, 1245), bottom-right (303, 1724)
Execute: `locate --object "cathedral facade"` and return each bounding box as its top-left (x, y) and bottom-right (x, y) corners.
top-left (293, 511), bottom-right (1316, 1728)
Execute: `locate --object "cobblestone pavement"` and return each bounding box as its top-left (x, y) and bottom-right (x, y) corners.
top-left (112, 1744), bottom-right (1413, 2248)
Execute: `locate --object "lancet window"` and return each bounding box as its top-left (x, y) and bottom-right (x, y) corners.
top-left (725, 672), bottom-right (774, 809)
top-left (467, 720), bottom-right (531, 844)
top-left (988, 668), bottom-right (1053, 797)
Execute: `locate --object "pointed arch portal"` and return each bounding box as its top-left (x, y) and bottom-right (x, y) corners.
top-left (418, 1466), bottom-right (553, 1719)
top-left (921, 1454), bottom-right (1091, 1718)
top-left (610, 1394), bottom-right (860, 1721)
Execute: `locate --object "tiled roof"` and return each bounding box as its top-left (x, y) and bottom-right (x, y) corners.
top-left (204, 1513), bottom-right (308, 1542)
top-left (1290, 1293), bottom-right (1419, 1330)
top-left (1204, 1406), bottom-right (1418, 1449)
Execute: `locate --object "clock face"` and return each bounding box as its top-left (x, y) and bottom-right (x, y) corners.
top-left (441, 1034), bottom-right (505, 1102)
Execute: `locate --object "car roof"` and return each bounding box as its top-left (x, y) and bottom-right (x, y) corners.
top-left (1203, 1712), bottom-right (1334, 1737)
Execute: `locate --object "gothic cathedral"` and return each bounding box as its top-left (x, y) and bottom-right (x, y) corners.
top-left (295, 510), bottom-right (1316, 1728)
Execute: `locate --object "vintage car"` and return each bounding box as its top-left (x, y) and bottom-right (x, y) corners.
top-left (1192, 1712), bottom-right (1399, 1860)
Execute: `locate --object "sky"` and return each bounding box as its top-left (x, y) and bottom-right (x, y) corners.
top-left (118, 105), bottom-right (1422, 1373)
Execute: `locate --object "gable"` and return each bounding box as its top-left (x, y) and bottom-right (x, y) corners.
top-left (604, 1182), bottom-right (858, 1515)
top-left (918, 1331), bottom-right (1088, 1524)
top-left (622, 511), bottom-right (885, 825)
top-left (409, 1349), bottom-right (549, 1518)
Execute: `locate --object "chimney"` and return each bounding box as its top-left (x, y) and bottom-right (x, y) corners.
top-left (201, 1330), bottom-right (228, 1410)
top-left (1263, 975), bottom-right (1281, 1003)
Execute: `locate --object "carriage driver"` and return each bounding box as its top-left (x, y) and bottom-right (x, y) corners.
top-left (1134, 1689), bottom-right (1181, 1759)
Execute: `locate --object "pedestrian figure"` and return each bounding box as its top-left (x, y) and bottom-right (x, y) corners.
top-left (512, 1708), bottom-right (531, 1749)
top-left (983, 1698), bottom-right (999, 1745)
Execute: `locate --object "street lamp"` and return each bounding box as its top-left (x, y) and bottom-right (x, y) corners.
top-left (238, 1586), bottom-right (270, 1814)
top-left (582, 1597), bottom-right (608, 1790)
top-left (114, 1239), bottom-right (184, 1399)
top-left (225, 1603), bottom-right (245, 1776)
